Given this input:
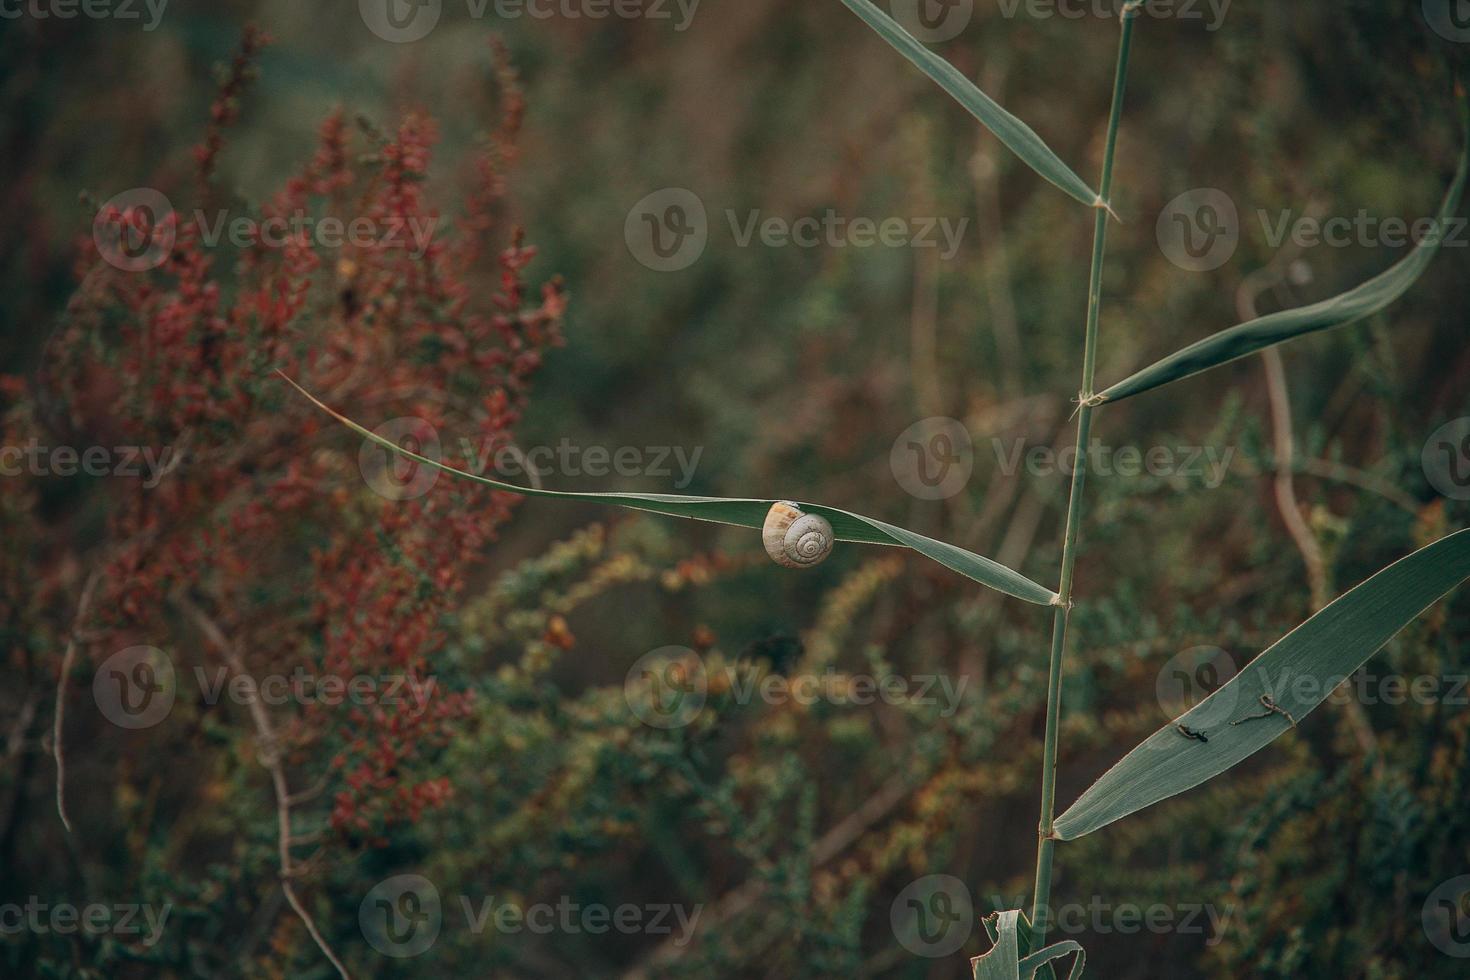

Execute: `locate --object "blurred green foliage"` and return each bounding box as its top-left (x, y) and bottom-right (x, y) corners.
top-left (2, 1), bottom-right (1469, 977)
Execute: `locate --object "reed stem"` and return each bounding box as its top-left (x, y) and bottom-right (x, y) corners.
top-left (1028, 3), bottom-right (1138, 949)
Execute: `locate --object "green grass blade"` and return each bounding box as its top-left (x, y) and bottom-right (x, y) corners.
top-left (1019, 943), bottom-right (1085, 980)
top-left (837, 0), bottom-right (1102, 210)
top-left (974, 911), bottom-right (1085, 980)
top-left (282, 374), bottom-right (1058, 606)
top-left (1053, 528), bottom-right (1470, 840)
top-left (1095, 91), bottom-right (1468, 405)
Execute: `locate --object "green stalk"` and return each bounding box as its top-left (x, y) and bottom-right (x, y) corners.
top-left (1029, 4), bottom-right (1138, 948)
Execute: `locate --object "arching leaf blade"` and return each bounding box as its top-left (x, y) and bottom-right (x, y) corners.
top-left (1054, 528), bottom-right (1470, 840)
top-left (281, 374), bottom-right (1059, 606)
top-left (1096, 92), bottom-right (1468, 405)
top-left (837, 0), bottom-right (1100, 209)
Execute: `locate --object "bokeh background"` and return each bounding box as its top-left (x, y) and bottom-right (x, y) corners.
top-left (3, 0), bottom-right (1470, 977)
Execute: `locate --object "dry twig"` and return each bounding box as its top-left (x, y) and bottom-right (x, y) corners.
top-left (180, 596), bottom-right (352, 980)
top-left (53, 570), bottom-right (101, 834)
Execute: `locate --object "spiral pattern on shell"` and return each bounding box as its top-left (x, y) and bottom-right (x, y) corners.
top-left (762, 501), bottom-right (834, 569)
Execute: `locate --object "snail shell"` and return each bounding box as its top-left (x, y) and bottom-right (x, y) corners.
top-left (762, 501), bottom-right (834, 569)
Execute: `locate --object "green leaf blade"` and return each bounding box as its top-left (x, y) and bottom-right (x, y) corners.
top-left (973, 910), bottom-right (1085, 980)
top-left (1096, 92), bottom-right (1468, 405)
top-left (283, 374), bottom-right (1059, 606)
top-left (1054, 528), bottom-right (1470, 841)
top-left (837, 0), bottom-right (1100, 209)
top-left (973, 910), bottom-right (1023, 980)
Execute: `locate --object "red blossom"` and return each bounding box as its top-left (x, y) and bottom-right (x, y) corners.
top-left (27, 33), bottom-right (564, 843)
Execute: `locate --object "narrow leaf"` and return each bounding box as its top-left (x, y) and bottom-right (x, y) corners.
top-left (837, 0), bottom-right (1101, 209)
top-left (281, 374), bottom-right (1058, 606)
top-left (973, 911), bottom-right (1085, 980)
top-left (1054, 528), bottom-right (1470, 840)
top-left (1096, 92), bottom-right (1468, 405)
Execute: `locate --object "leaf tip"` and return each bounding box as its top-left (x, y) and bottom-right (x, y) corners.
top-left (275, 371), bottom-right (355, 431)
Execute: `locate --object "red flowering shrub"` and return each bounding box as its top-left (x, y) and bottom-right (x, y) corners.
top-left (7, 22), bottom-right (563, 930)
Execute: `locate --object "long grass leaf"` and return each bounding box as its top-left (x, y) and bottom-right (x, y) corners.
top-left (837, 0), bottom-right (1101, 209)
top-left (1054, 528), bottom-right (1470, 840)
top-left (282, 374), bottom-right (1058, 606)
top-left (1095, 91), bottom-right (1468, 405)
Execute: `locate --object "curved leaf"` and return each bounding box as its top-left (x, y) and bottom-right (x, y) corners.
top-left (837, 0), bottom-right (1101, 209)
top-left (1054, 528), bottom-right (1470, 840)
top-left (1095, 92), bottom-right (1468, 405)
top-left (974, 910), bottom-right (1085, 980)
top-left (281, 374), bottom-right (1059, 606)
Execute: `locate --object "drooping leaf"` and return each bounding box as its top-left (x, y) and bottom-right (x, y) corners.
top-left (281, 374), bottom-right (1058, 606)
top-left (837, 0), bottom-right (1101, 209)
top-left (973, 910), bottom-right (1085, 980)
top-left (1054, 528), bottom-right (1470, 840)
top-left (1095, 91), bottom-right (1468, 405)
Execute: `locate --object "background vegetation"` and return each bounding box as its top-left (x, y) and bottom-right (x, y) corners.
top-left (2, 1), bottom-right (1468, 977)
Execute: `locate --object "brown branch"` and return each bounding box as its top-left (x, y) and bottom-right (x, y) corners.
top-left (1260, 346), bottom-right (1330, 611)
top-left (1237, 256), bottom-right (1380, 762)
top-left (179, 596), bottom-right (352, 980)
top-left (54, 570), bottom-right (100, 834)
top-left (1297, 457), bottom-right (1419, 514)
